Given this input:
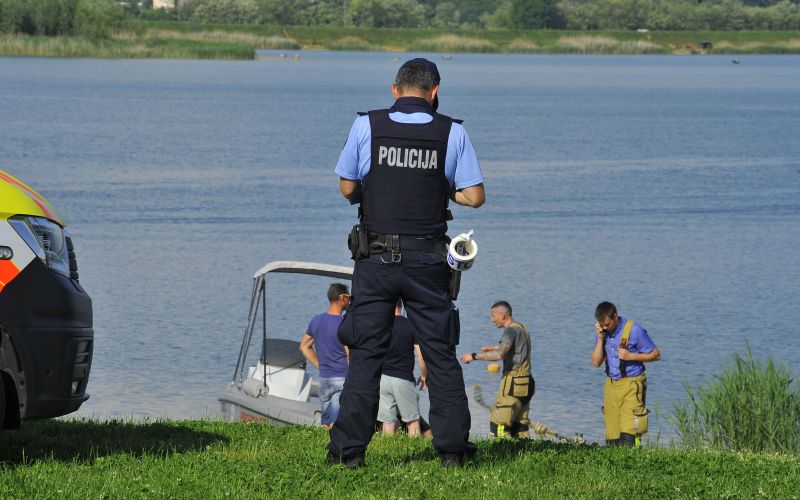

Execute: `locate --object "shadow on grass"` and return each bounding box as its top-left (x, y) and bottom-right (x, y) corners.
top-left (372, 435), bottom-right (598, 467)
top-left (380, 445), bottom-right (439, 466)
top-left (0, 419), bottom-right (228, 467)
top-left (476, 437), bottom-right (598, 463)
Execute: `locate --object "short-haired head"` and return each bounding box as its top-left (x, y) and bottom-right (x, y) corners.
top-left (491, 300), bottom-right (512, 317)
top-left (328, 283), bottom-right (350, 303)
top-left (594, 301), bottom-right (618, 321)
top-left (395, 58), bottom-right (441, 110)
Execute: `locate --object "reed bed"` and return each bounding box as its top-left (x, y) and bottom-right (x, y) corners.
top-left (551, 35), bottom-right (668, 54)
top-left (0, 34), bottom-right (254, 59)
top-left (670, 347), bottom-right (800, 454)
top-left (6, 26), bottom-right (800, 59)
top-left (408, 34), bottom-right (498, 53)
top-left (324, 36), bottom-right (377, 51)
top-left (0, 35), bottom-right (96, 57)
top-left (712, 38), bottom-right (800, 54)
top-left (116, 29), bottom-right (300, 50)
top-left (507, 38), bottom-right (541, 53)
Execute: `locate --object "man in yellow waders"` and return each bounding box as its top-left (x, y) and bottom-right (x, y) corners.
top-left (591, 301), bottom-right (661, 446)
top-left (460, 301), bottom-right (533, 438)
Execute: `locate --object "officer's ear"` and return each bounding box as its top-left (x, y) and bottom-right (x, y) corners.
top-left (391, 83), bottom-right (400, 99)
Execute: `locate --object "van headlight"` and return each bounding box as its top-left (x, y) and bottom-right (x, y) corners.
top-left (8, 216), bottom-right (71, 278)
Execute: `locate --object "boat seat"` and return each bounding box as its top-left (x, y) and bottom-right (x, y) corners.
top-left (242, 377), bottom-right (267, 397)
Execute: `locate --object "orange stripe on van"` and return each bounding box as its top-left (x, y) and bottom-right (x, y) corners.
top-left (0, 259), bottom-right (21, 289)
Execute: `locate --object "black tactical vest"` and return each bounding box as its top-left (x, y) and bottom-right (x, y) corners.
top-left (361, 109), bottom-right (454, 237)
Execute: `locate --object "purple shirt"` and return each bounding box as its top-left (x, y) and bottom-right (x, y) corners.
top-left (600, 316), bottom-right (656, 380)
top-left (307, 313), bottom-right (347, 378)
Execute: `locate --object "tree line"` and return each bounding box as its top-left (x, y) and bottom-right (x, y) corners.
top-left (2, 0), bottom-right (800, 37)
top-left (164, 0), bottom-right (800, 31)
top-left (0, 0), bottom-right (124, 37)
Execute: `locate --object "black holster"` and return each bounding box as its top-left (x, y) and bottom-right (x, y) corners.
top-left (347, 224), bottom-right (370, 261)
top-left (448, 269), bottom-right (462, 300)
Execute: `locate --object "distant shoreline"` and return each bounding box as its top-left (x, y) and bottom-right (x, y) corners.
top-left (2, 24), bottom-right (800, 60)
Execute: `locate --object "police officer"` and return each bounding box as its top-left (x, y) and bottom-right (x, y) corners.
top-left (327, 58), bottom-right (485, 468)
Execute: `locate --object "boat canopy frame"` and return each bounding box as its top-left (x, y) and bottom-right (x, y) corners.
top-left (232, 261), bottom-right (353, 386)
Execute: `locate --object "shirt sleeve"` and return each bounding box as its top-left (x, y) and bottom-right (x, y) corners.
top-left (449, 122), bottom-right (484, 190)
top-left (499, 327), bottom-right (515, 345)
top-left (335, 115), bottom-right (370, 181)
top-left (632, 325), bottom-right (656, 353)
top-left (306, 319), bottom-right (315, 338)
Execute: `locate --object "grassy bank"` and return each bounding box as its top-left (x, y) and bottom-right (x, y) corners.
top-left (2, 419), bottom-right (799, 498)
top-left (2, 24), bottom-right (800, 59)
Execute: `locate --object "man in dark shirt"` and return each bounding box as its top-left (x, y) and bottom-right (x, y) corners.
top-left (378, 300), bottom-right (427, 436)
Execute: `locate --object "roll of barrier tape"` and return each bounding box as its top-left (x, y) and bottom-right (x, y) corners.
top-left (446, 230), bottom-right (478, 271)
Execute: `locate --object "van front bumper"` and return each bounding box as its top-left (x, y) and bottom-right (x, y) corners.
top-left (3, 325), bottom-right (93, 420)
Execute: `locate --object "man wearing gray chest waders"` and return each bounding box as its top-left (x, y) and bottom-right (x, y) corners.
top-left (461, 301), bottom-right (534, 438)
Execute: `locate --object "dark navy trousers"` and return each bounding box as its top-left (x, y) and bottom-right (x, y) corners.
top-left (328, 251), bottom-right (471, 459)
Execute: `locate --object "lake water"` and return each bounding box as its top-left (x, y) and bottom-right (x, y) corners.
top-left (1, 51), bottom-right (798, 443)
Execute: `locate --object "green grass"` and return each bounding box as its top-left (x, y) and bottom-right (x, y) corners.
top-left (2, 419), bottom-right (800, 498)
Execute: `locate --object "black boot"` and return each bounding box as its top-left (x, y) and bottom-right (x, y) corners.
top-left (619, 432), bottom-right (637, 447)
top-left (325, 451), bottom-right (366, 469)
top-left (439, 442), bottom-right (478, 468)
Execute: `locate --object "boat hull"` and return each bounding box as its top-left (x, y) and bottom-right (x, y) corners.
top-left (218, 383), bottom-right (320, 426)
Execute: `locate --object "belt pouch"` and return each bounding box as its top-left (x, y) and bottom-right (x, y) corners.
top-left (447, 307), bottom-right (460, 348)
top-left (348, 224), bottom-right (369, 260)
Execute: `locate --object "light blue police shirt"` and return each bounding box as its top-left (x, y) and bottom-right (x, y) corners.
top-left (334, 109), bottom-right (484, 190)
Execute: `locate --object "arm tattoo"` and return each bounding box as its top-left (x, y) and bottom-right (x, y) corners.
top-left (476, 343), bottom-right (511, 361)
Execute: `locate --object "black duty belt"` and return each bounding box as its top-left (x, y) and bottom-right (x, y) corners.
top-left (367, 233), bottom-right (447, 256)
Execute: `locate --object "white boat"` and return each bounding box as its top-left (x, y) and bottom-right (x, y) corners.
top-left (217, 259), bottom-right (499, 436)
top-left (218, 260), bottom-right (353, 425)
